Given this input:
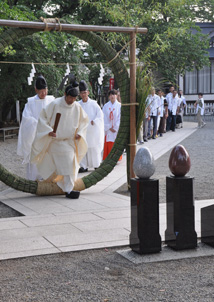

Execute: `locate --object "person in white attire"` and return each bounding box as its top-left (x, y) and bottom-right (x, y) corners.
top-left (157, 90), bottom-right (168, 137)
top-left (147, 87), bottom-right (160, 139)
top-left (142, 102), bottom-right (151, 142)
top-left (78, 80), bottom-right (104, 173)
top-left (176, 90), bottom-right (186, 129)
top-left (194, 93), bottom-right (206, 128)
top-left (137, 98), bottom-right (151, 144)
top-left (170, 90), bottom-right (180, 131)
top-left (166, 86), bottom-right (174, 131)
top-left (102, 89), bottom-right (122, 160)
top-left (17, 75), bottom-right (54, 180)
top-left (31, 82), bottom-right (89, 199)
top-left (156, 90), bottom-right (161, 136)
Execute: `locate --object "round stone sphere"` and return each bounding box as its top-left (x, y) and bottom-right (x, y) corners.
top-left (133, 147), bottom-right (155, 179)
top-left (169, 144), bottom-right (191, 177)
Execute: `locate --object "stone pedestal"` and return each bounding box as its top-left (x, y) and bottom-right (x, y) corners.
top-left (165, 176), bottom-right (197, 250)
top-left (201, 205), bottom-right (214, 247)
top-left (129, 178), bottom-right (161, 254)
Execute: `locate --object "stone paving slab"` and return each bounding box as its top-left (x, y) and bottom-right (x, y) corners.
top-left (1, 200), bottom-right (39, 216)
top-left (0, 223), bottom-right (82, 240)
top-left (71, 217), bottom-right (130, 232)
top-left (0, 248), bottom-right (60, 261)
top-left (59, 240), bottom-right (128, 253)
top-left (0, 236), bottom-right (55, 255)
top-left (45, 228), bottom-right (130, 249)
top-left (19, 212), bottom-right (103, 227)
top-left (93, 208), bottom-right (130, 219)
top-left (0, 219), bottom-right (27, 231)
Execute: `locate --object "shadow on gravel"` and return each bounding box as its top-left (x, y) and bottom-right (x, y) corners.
top-left (0, 202), bottom-right (24, 218)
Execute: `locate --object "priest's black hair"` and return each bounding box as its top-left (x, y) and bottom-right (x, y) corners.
top-left (65, 83), bottom-right (79, 97)
top-left (35, 75), bottom-right (47, 90)
top-left (108, 89), bottom-right (117, 96)
top-left (79, 80), bottom-right (88, 92)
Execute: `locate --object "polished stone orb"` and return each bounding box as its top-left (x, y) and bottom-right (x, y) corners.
top-left (133, 147), bottom-right (155, 179)
top-left (169, 144), bottom-right (191, 177)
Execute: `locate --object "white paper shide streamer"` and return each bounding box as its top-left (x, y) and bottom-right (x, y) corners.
top-left (27, 63), bottom-right (36, 85)
top-left (64, 63), bottom-right (70, 85)
top-left (98, 63), bottom-right (105, 85)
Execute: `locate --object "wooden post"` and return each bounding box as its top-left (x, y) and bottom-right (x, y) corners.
top-left (129, 32), bottom-right (136, 179)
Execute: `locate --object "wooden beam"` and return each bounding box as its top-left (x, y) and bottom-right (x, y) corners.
top-left (0, 19), bottom-right (148, 34)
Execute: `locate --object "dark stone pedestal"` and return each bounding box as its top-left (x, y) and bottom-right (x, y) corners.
top-left (201, 204), bottom-right (214, 247)
top-left (129, 178), bottom-right (161, 254)
top-left (165, 176), bottom-right (197, 250)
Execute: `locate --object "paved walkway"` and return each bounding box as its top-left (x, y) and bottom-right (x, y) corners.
top-left (0, 121), bottom-right (213, 260)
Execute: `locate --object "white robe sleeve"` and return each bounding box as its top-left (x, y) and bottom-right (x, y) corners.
top-left (87, 105), bottom-right (104, 150)
top-left (113, 103), bottom-right (121, 132)
top-left (75, 107), bottom-right (90, 163)
top-left (30, 102), bottom-right (55, 165)
top-left (103, 104), bottom-right (112, 132)
top-left (17, 102), bottom-right (38, 163)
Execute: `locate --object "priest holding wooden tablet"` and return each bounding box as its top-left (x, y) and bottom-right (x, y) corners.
top-left (31, 81), bottom-right (89, 199)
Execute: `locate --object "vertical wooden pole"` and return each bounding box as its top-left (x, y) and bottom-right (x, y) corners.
top-left (129, 32), bottom-right (136, 179)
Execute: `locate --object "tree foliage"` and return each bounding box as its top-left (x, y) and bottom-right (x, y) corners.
top-left (0, 1), bottom-right (92, 121)
top-left (80, 0), bottom-right (211, 82)
top-left (0, 0), bottom-right (213, 121)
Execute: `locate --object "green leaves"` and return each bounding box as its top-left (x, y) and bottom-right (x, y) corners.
top-left (80, 0), bottom-right (211, 82)
top-left (0, 0), bottom-right (212, 120)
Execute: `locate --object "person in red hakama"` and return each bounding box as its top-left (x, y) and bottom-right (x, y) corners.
top-left (102, 89), bottom-right (122, 161)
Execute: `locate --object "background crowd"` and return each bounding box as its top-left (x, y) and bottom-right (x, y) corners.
top-left (138, 86), bottom-right (191, 144)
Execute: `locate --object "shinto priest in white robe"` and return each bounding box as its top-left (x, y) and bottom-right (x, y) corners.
top-left (78, 97), bottom-right (104, 169)
top-left (31, 97), bottom-right (89, 193)
top-left (17, 94), bottom-right (54, 180)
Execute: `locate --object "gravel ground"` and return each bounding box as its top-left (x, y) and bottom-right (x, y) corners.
top-left (0, 138), bottom-right (25, 217)
top-left (0, 248), bottom-right (214, 302)
top-left (1, 122), bottom-right (214, 301)
top-left (154, 120), bottom-right (214, 203)
top-left (0, 137), bottom-right (25, 192)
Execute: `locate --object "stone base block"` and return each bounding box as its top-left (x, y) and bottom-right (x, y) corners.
top-left (129, 178), bottom-right (161, 254)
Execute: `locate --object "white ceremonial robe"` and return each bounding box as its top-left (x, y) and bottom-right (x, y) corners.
top-left (78, 98), bottom-right (104, 169)
top-left (31, 97), bottom-right (89, 193)
top-left (17, 94), bottom-right (54, 180)
top-left (102, 100), bottom-right (121, 142)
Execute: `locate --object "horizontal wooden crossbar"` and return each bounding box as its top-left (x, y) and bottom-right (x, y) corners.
top-left (0, 19), bottom-right (148, 34)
